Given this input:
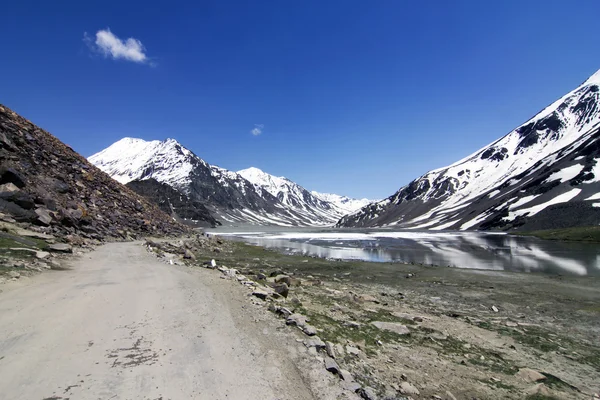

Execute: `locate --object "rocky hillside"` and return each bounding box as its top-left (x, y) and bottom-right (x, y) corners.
top-left (338, 69), bottom-right (600, 230)
top-left (0, 105), bottom-right (187, 240)
top-left (126, 178), bottom-right (220, 228)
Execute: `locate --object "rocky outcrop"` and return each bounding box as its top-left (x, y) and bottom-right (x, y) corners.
top-left (0, 104), bottom-right (187, 240)
top-left (126, 178), bottom-right (220, 228)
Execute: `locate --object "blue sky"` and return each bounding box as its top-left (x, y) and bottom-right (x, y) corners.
top-left (2, 1), bottom-right (600, 199)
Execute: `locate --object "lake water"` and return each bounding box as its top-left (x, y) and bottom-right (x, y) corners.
top-left (207, 227), bottom-right (600, 276)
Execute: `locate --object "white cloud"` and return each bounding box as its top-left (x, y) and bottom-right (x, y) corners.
top-left (84, 28), bottom-right (151, 64)
top-left (251, 124), bottom-right (264, 136)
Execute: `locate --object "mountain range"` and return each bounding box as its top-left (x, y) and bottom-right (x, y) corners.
top-left (89, 139), bottom-right (372, 227)
top-left (89, 68), bottom-right (600, 231)
top-left (338, 69), bottom-right (600, 230)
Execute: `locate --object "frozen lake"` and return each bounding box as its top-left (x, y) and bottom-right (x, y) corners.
top-left (207, 227), bottom-right (600, 276)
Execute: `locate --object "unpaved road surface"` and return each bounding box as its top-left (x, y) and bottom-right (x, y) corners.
top-left (0, 242), bottom-right (315, 400)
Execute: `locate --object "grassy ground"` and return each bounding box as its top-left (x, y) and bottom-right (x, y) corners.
top-left (187, 239), bottom-right (600, 399)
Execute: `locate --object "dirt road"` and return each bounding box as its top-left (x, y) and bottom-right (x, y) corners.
top-left (0, 242), bottom-right (315, 400)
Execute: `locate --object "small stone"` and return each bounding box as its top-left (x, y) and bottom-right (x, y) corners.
top-left (34, 208), bottom-right (53, 225)
top-left (400, 381), bottom-right (420, 395)
top-left (35, 251), bottom-right (50, 260)
top-left (210, 259), bottom-right (217, 268)
top-left (339, 369), bottom-right (353, 381)
top-left (286, 313), bottom-right (308, 326)
top-left (251, 290), bottom-right (269, 300)
top-left (342, 381), bottom-right (362, 392)
top-left (183, 249), bottom-right (196, 260)
top-left (324, 357), bottom-right (340, 374)
top-left (516, 368), bottom-right (546, 383)
top-left (371, 321), bottom-right (410, 335)
top-left (306, 337), bottom-right (326, 349)
top-left (400, 373), bottom-right (408, 381)
top-left (491, 305), bottom-right (499, 313)
top-left (505, 320), bottom-right (518, 327)
top-left (526, 383), bottom-right (551, 397)
top-left (275, 306), bottom-right (292, 318)
top-left (325, 341), bottom-right (336, 358)
top-left (346, 345), bottom-right (360, 356)
top-left (48, 243), bottom-right (73, 253)
top-left (302, 324), bottom-right (317, 336)
top-left (8, 271), bottom-right (20, 279)
top-left (344, 321), bottom-right (361, 328)
top-left (445, 391), bottom-right (458, 400)
top-left (359, 294), bottom-right (379, 303)
top-left (357, 386), bottom-right (378, 400)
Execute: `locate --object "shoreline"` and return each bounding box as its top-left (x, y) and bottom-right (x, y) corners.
top-left (181, 235), bottom-right (600, 399)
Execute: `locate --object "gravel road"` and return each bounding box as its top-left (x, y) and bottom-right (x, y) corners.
top-left (0, 242), bottom-right (316, 400)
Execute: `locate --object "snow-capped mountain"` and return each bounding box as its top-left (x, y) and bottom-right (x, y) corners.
top-left (338, 69), bottom-right (600, 230)
top-left (238, 167), bottom-right (364, 223)
top-left (311, 192), bottom-right (374, 214)
top-left (89, 139), bottom-right (359, 226)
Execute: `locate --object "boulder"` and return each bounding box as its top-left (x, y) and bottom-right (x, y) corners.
top-left (271, 282), bottom-right (289, 298)
top-left (274, 274), bottom-right (292, 286)
top-left (0, 167), bottom-right (26, 188)
top-left (0, 182), bottom-right (20, 193)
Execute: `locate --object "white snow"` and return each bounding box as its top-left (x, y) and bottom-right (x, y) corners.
top-left (544, 164), bottom-right (583, 183)
top-left (585, 159), bottom-right (600, 183)
top-left (460, 213), bottom-right (490, 230)
top-left (585, 192), bottom-right (600, 201)
top-left (504, 188), bottom-right (581, 221)
top-left (509, 195), bottom-right (540, 209)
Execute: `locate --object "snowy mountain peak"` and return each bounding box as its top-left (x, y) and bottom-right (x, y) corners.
top-left (89, 137), bottom-right (201, 187)
top-left (311, 191), bottom-right (375, 214)
top-left (238, 167), bottom-right (375, 222)
top-left (584, 68), bottom-right (600, 86)
top-left (237, 167), bottom-right (289, 190)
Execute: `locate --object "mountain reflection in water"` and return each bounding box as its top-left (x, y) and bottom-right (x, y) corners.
top-left (210, 229), bottom-right (600, 276)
